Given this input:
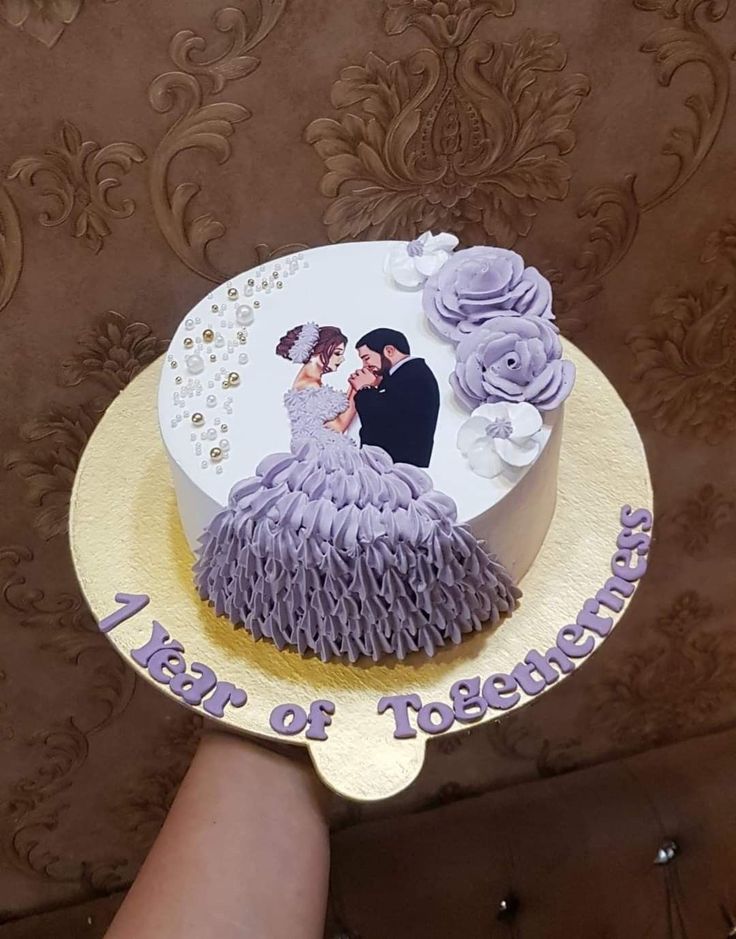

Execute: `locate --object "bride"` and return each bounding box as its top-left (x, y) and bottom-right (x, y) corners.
top-left (275, 322), bottom-right (358, 439)
top-left (194, 321), bottom-right (519, 663)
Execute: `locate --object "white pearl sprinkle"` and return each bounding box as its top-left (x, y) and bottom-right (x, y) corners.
top-left (201, 460), bottom-right (208, 469)
top-left (216, 465), bottom-right (223, 474)
top-left (206, 394), bottom-right (217, 407)
top-left (220, 439), bottom-right (230, 451)
top-left (195, 316), bottom-right (201, 324)
top-left (215, 417), bottom-right (221, 425)
top-left (239, 353), bottom-right (248, 365)
top-left (206, 428), bottom-right (217, 440)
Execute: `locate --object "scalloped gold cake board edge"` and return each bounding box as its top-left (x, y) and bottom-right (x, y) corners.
top-left (69, 341), bottom-right (652, 802)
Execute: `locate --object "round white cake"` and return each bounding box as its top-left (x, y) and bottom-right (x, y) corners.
top-left (157, 239), bottom-right (573, 661)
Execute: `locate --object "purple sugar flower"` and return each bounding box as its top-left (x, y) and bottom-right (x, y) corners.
top-left (451, 315), bottom-right (575, 412)
top-left (423, 246), bottom-right (553, 342)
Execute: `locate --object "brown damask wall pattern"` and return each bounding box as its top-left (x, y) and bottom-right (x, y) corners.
top-left (305, 3), bottom-right (591, 246)
top-left (8, 122), bottom-right (146, 255)
top-left (0, 0), bottom-right (119, 48)
top-left (1, 0), bottom-right (736, 926)
top-left (147, 1), bottom-right (287, 281)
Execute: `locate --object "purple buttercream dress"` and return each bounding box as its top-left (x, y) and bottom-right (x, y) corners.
top-left (194, 385), bottom-right (520, 662)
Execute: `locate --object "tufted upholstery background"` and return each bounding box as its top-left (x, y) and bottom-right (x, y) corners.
top-left (1, 0), bottom-right (736, 931)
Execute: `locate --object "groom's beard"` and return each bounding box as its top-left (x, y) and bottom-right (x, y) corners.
top-left (377, 354), bottom-right (392, 377)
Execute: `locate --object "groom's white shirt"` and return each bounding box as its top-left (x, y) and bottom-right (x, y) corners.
top-left (388, 355), bottom-right (414, 377)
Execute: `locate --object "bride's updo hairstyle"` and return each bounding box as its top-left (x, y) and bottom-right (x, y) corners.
top-left (276, 324), bottom-right (347, 369)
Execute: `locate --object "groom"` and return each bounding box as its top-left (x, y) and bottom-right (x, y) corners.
top-left (349, 328), bottom-right (440, 468)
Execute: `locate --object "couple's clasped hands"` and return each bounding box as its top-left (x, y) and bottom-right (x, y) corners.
top-left (349, 367), bottom-right (379, 392)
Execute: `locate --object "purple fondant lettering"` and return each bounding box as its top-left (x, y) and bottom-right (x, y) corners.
top-left (170, 663), bottom-right (218, 706)
top-left (377, 694), bottom-right (422, 739)
top-left (556, 624), bottom-right (595, 658)
top-left (148, 648), bottom-right (187, 685)
top-left (611, 548), bottom-right (648, 582)
top-left (482, 674), bottom-right (520, 710)
top-left (450, 677), bottom-right (488, 724)
top-left (616, 530), bottom-right (650, 554)
top-left (620, 505), bottom-right (652, 531)
top-left (576, 599), bottom-right (613, 637)
top-left (130, 620), bottom-right (183, 667)
top-left (306, 700), bottom-right (335, 741)
top-left (510, 661), bottom-right (547, 696)
top-left (522, 646), bottom-right (574, 689)
top-left (202, 682), bottom-right (247, 718)
top-left (417, 701), bottom-right (455, 735)
top-left (595, 576), bottom-right (635, 614)
top-left (99, 593), bottom-right (150, 633)
top-left (270, 703), bottom-right (308, 736)
top-left (375, 505), bottom-right (653, 740)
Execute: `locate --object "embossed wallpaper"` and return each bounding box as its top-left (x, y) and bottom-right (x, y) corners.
top-left (2, 0), bottom-right (736, 926)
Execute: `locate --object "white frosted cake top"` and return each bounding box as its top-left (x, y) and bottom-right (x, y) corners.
top-left (158, 241), bottom-right (555, 532)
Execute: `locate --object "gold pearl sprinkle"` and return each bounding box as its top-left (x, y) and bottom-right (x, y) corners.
top-left (209, 353), bottom-right (217, 362)
top-left (247, 278), bottom-right (255, 287)
top-left (192, 412), bottom-right (204, 425)
top-left (237, 331), bottom-right (247, 343)
top-left (277, 281), bottom-right (283, 289)
top-left (254, 300), bottom-right (260, 308)
top-left (227, 371), bottom-right (240, 387)
top-left (203, 328), bottom-right (215, 342)
top-left (227, 287), bottom-right (238, 300)
top-left (183, 337), bottom-right (193, 348)
top-left (170, 360), bottom-right (177, 368)
top-left (210, 447), bottom-right (223, 462)
top-left (221, 423), bottom-right (228, 432)
top-left (272, 271), bottom-right (279, 279)
top-left (261, 280), bottom-right (268, 289)
top-left (211, 304), bottom-right (218, 313)
top-left (222, 379), bottom-right (230, 389)
top-left (175, 376), bottom-right (182, 384)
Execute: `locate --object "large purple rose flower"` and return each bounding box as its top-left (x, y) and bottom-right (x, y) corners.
top-left (423, 246), bottom-right (553, 342)
top-left (451, 315), bottom-right (575, 411)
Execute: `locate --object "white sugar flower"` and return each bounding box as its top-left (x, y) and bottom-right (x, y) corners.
top-left (457, 402), bottom-right (544, 479)
top-left (384, 231), bottom-right (459, 290)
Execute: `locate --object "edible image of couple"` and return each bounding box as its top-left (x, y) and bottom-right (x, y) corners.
top-left (275, 323), bottom-right (440, 468)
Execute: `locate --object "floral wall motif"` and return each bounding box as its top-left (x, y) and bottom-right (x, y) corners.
top-left (1, 0), bottom-right (736, 930)
top-left (305, 6), bottom-right (590, 245)
top-left (8, 122), bottom-right (146, 255)
top-left (0, 0), bottom-right (119, 48)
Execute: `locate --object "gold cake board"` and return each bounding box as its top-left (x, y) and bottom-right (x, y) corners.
top-left (70, 345), bottom-right (652, 802)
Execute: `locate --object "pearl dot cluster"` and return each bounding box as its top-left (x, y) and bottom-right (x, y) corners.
top-left (166, 253), bottom-right (307, 468)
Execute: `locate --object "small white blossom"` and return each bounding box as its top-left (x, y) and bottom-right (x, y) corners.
top-left (457, 401), bottom-right (544, 479)
top-left (384, 231), bottom-right (459, 290)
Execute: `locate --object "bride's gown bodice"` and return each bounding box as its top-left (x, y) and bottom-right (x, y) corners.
top-left (284, 385), bottom-right (355, 451)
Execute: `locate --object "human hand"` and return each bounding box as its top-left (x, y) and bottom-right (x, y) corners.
top-left (349, 367), bottom-right (379, 391)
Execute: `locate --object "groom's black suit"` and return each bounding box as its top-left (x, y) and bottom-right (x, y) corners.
top-left (354, 358), bottom-right (440, 468)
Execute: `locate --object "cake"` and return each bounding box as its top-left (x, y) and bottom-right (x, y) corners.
top-left (157, 234), bottom-right (575, 663)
